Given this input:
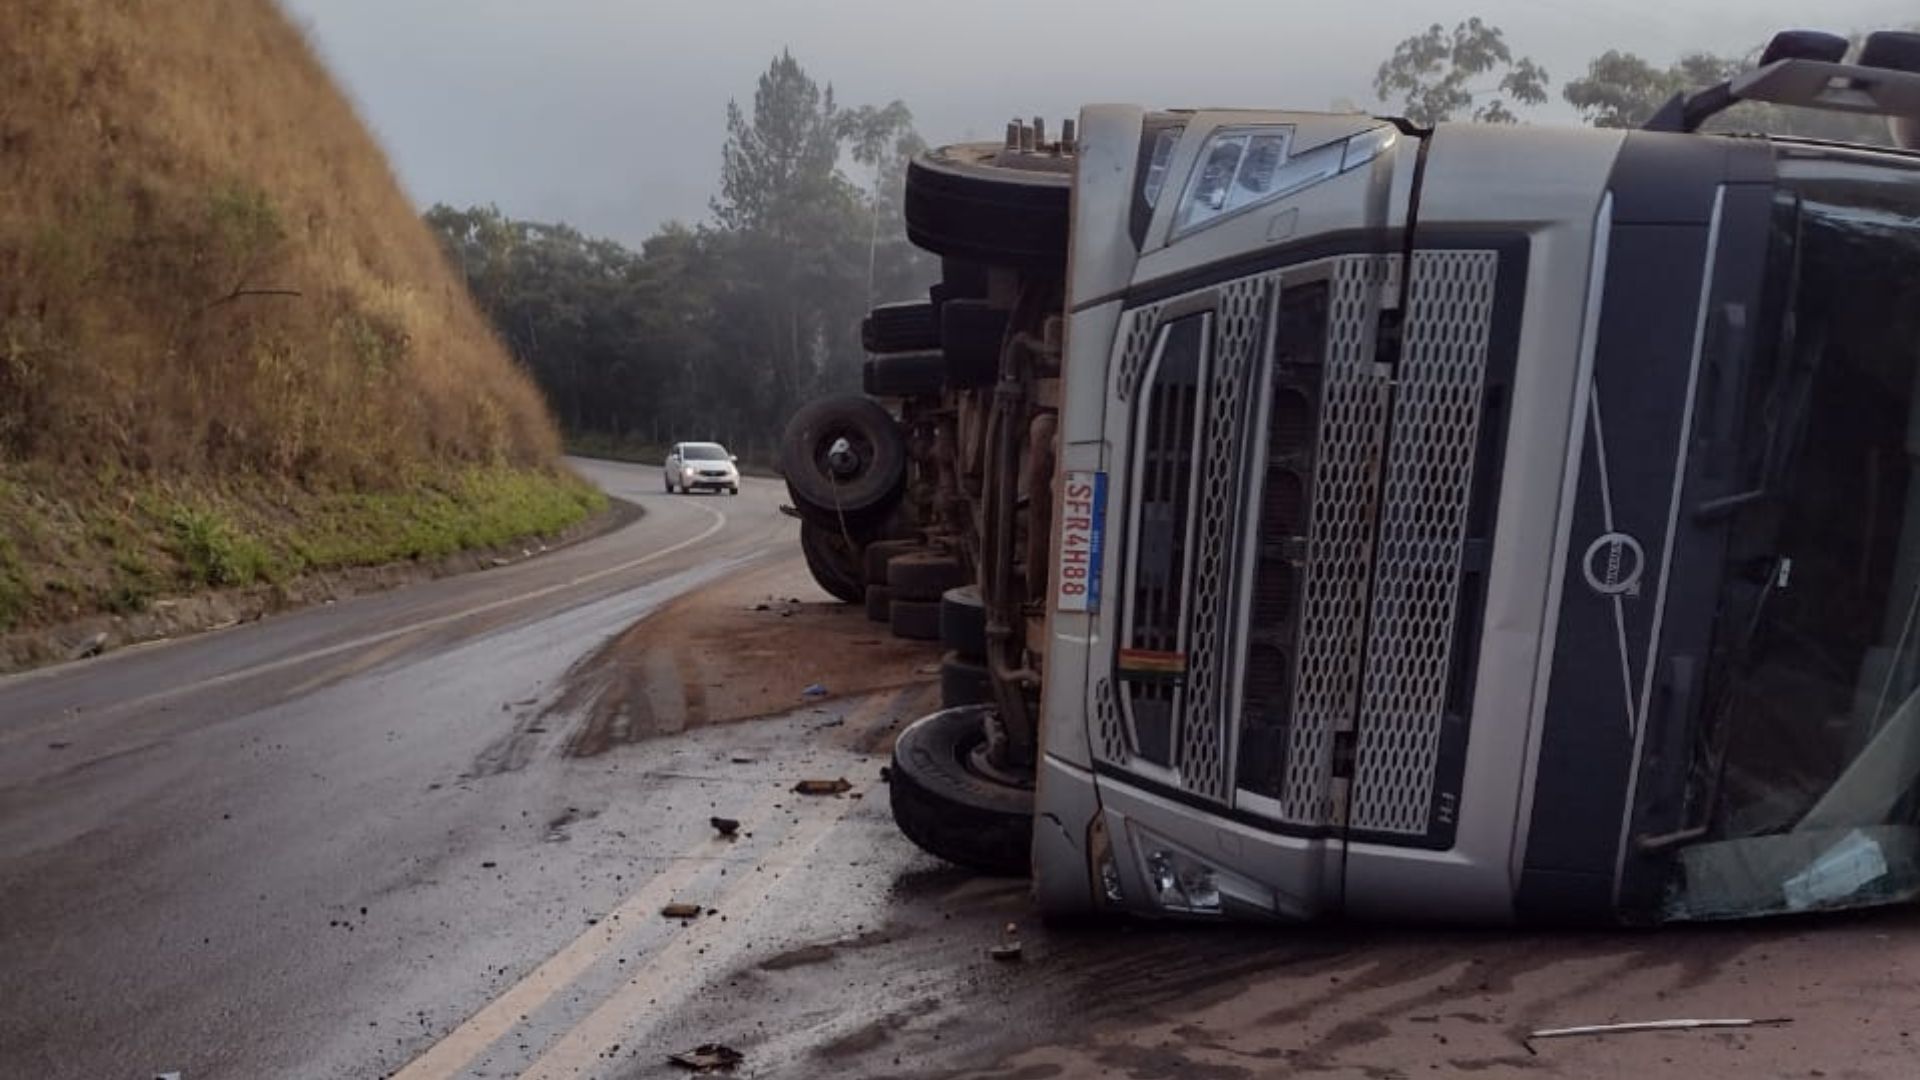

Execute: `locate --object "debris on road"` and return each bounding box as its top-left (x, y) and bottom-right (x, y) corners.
top-left (662, 902), bottom-right (704, 920)
top-left (710, 816), bottom-right (740, 838)
top-left (989, 922), bottom-right (1023, 962)
top-left (1529, 1017), bottom-right (1792, 1041)
top-left (793, 778), bottom-right (852, 796)
top-left (669, 1043), bottom-right (743, 1072)
top-left (71, 632), bottom-right (108, 660)
top-left (801, 683), bottom-right (829, 698)
top-left (480, 861), bottom-right (497, 869)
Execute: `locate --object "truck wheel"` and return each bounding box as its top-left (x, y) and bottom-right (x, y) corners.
top-left (905, 143), bottom-right (1071, 269)
top-left (939, 651), bottom-right (993, 709)
top-left (863, 539), bottom-right (924, 585)
top-left (865, 584), bottom-right (894, 624)
top-left (799, 521), bottom-right (865, 604)
top-left (863, 300), bottom-right (941, 353)
top-left (889, 597), bottom-right (942, 641)
top-left (863, 352), bottom-right (946, 398)
top-left (940, 585), bottom-right (988, 659)
top-left (887, 551), bottom-right (968, 602)
top-left (781, 394), bottom-right (907, 519)
top-left (890, 705), bottom-right (1033, 877)
top-left (941, 299), bottom-right (1008, 389)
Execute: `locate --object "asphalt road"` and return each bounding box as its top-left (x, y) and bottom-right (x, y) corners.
top-left (0, 459), bottom-right (816, 1079)
top-left (7, 457), bottom-right (1920, 1080)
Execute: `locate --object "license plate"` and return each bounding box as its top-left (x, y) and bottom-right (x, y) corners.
top-left (1056, 471), bottom-right (1106, 612)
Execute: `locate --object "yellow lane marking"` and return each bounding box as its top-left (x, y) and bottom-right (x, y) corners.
top-left (518, 793), bottom-right (863, 1078)
top-left (392, 780), bottom-right (789, 1080)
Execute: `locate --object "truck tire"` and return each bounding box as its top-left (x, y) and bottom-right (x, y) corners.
top-left (863, 539), bottom-right (924, 585)
top-left (865, 584), bottom-right (894, 624)
top-left (905, 143), bottom-right (1070, 269)
top-left (799, 521), bottom-right (865, 605)
top-left (890, 597), bottom-right (942, 641)
top-left (781, 394), bottom-right (907, 519)
top-left (940, 585), bottom-right (988, 659)
top-left (939, 651), bottom-right (993, 709)
top-left (862, 300), bottom-right (941, 353)
top-left (941, 299), bottom-right (1007, 389)
top-left (887, 551), bottom-right (968, 601)
top-left (863, 351), bottom-right (946, 398)
top-left (890, 705), bottom-right (1033, 877)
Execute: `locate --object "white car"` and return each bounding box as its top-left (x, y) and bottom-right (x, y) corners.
top-left (663, 442), bottom-right (739, 495)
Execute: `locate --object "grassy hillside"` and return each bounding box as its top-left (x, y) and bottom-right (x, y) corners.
top-left (0, 0), bottom-right (601, 639)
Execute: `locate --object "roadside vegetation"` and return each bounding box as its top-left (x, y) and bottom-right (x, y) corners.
top-left (0, 0), bottom-right (597, 636)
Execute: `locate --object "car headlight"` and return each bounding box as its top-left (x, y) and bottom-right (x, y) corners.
top-left (1172, 123), bottom-right (1396, 239)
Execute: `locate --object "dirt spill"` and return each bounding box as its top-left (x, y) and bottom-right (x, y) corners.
top-left (543, 555), bottom-right (933, 758)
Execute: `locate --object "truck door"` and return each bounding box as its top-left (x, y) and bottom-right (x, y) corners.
top-left (1082, 112), bottom-right (1426, 920)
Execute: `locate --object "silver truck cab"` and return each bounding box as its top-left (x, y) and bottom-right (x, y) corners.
top-left (1036, 42), bottom-right (1920, 924)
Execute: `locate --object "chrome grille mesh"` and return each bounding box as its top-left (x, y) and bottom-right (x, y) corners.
top-left (1095, 677), bottom-right (1127, 763)
top-left (1279, 256), bottom-right (1396, 827)
top-left (1348, 250), bottom-right (1497, 835)
top-left (1175, 277), bottom-right (1268, 802)
top-left (1114, 306), bottom-right (1161, 403)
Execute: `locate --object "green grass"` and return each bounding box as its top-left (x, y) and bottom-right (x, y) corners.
top-left (0, 464), bottom-right (606, 633)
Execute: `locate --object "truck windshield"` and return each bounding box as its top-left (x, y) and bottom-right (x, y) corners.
top-left (1670, 164), bottom-right (1920, 919)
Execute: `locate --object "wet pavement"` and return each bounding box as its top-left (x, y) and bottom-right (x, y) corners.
top-left (5, 459), bottom-right (1920, 1080)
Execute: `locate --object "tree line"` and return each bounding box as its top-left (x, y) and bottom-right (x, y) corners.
top-left (430, 25), bottom-right (1907, 461)
top-left (425, 51), bottom-right (933, 464)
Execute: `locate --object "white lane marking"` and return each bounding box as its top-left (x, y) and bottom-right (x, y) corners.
top-left (391, 783), bottom-right (791, 1080)
top-left (0, 503), bottom-right (729, 724)
top-left (518, 795), bottom-right (864, 1079)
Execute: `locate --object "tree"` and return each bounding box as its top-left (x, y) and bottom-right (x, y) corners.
top-left (713, 50), bottom-right (850, 238)
top-left (1563, 44), bottom-right (1889, 142)
top-left (424, 50), bottom-right (936, 465)
top-left (1373, 18), bottom-right (1548, 125)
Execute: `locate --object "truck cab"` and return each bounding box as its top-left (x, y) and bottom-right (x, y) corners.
top-left (780, 29), bottom-right (1920, 924)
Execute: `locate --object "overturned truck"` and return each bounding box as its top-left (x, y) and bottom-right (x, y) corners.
top-left (782, 29), bottom-right (1920, 924)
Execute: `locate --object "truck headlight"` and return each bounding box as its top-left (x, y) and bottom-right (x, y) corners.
top-left (1172, 123), bottom-right (1395, 239)
top-left (1144, 847), bottom-right (1223, 915)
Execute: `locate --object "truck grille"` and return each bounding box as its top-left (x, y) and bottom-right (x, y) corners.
top-left (1347, 250), bottom-right (1499, 836)
top-left (1276, 257), bottom-right (1397, 827)
top-left (1099, 250), bottom-right (1500, 844)
top-left (1118, 315), bottom-right (1204, 767)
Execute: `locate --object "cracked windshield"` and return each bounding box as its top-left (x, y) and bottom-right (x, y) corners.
top-left (5, 1), bottom-right (1920, 1078)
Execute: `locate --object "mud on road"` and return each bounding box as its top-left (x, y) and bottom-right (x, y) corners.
top-left (547, 557), bottom-right (934, 755)
top-left (423, 553), bottom-right (1920, 1080)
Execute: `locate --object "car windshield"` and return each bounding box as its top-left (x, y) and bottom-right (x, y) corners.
top-left (1669, 164), bottom-right (1920, 919)
top-left (682, 444), bottom-right (729, 461)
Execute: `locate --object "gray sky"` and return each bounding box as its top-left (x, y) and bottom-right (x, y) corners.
top-left (280, 0), bottom-right (1914, 247)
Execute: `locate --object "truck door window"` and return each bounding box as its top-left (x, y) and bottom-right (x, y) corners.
top-left (1670, 171), bottom-right (1920, 918)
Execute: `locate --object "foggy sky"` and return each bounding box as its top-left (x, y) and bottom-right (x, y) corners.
top-left (279, 0), bottom-right (1914, 248)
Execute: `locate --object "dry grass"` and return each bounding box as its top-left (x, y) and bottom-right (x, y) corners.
top-left (0, 0), bottom-right (557, 479)
top-left (0, 0), bottom-right (590, 633)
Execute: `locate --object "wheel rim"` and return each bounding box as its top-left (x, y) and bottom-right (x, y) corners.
top-left (954, 715), bottom-right (1033, 792)
top-left (810, 423), bottom-right (875, 492)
